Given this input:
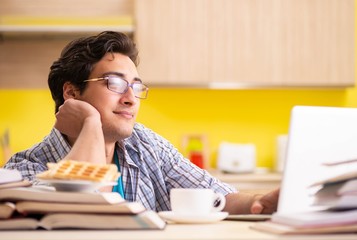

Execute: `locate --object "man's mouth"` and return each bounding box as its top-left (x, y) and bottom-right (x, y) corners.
top-left (113, 110), bottom-right (134, 119)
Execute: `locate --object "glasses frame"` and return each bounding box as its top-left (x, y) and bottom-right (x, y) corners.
top-left (83, 76), bottom-right (149, 99)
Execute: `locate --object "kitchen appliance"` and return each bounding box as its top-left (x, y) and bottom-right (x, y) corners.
top-left (217, 142), bottom-right (256, 173)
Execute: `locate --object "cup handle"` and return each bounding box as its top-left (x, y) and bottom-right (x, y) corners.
top-left (212, 193), bottom-right (226, 212)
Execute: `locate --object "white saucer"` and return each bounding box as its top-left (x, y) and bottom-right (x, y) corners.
top-left (158, 211), bottom-right (228, 224)
top-left (39, 179), bottom-right (117, 192)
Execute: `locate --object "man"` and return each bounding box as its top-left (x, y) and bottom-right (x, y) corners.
top-left (5, 31), bottom-right (279, 214)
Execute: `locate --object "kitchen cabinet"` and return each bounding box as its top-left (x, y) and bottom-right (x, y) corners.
top-left (0, 0), bottom-right (133, 35)
top-left (135, 0), bottom-right (354, 88)
top-left (0, 0), bottom-right (133, 88)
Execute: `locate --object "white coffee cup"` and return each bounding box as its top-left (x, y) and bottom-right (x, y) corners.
top-left (170, 188), bottom-right (226, 215)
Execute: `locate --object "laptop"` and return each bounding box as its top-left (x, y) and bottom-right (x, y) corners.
top-left (277, 105), bottom-right (357, 215)
top-left (227, 105), bottom-right (357, 220)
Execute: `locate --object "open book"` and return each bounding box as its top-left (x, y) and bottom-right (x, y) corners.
top-left (0, 187), bottom-right (125, 204)
top-left (0, 200), bottom-right (146, 218)
top-left (0, 169), bottom-right (31, 189)
top-left (0, 211), bottom-right (166, 230)
top-left (312, 179), bottom-right (357, 210)
top-left (0, 187), bottom-right (166, 230)
top-left (0, 169), bottom-right (22, 184)
top-left (309, 159), bottom-right (357, 187)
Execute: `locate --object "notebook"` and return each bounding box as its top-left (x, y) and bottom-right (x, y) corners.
top-left (277, 105), bottom-right (357, 214)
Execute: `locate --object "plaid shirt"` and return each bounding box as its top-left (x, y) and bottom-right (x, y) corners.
top-left (5, 123), bottom-right (237, 211)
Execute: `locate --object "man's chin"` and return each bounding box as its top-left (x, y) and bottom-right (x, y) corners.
top-left (118, 126), bottom-right (135, 139)
top-left (104, 127), bottom-right (134, 142)
top-left (121, 130), bottom-right (133, 139)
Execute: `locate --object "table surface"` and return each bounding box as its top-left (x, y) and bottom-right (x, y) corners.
top-left (1, 220), bottom-right (356, 240)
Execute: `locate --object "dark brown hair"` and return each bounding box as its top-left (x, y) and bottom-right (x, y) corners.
top-left (48, 31), bottom-right (138, 112)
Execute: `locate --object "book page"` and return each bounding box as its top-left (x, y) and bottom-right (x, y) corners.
top-left (0, 218), bottom-right (39, 230)
top-left (0, 180), bottom-right (31, 190)
top-left (16, 201), bottom-right (145, 215)
top-left (39, 212), bottom-right (166, 230)
top-left (0, 187), bottom-right (125, 204)
top-left (0, 202), bottom-right (16, 219)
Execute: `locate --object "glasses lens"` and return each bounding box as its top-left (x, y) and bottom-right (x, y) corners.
top-left (107, 76), bottom-right (128, 93)
top-left (132, 83), bottom-right (148, 99)
top-left (106, 76), bottom-right (148, 99)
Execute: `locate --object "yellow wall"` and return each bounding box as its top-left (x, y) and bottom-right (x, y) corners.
top-left (1, 4), bottom-right (356, 168)
top-left (1, 87), bottom-right (356, 168)
top-left (138, 88), bottom-right (354, 169)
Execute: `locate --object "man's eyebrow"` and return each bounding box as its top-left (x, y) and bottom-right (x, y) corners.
top-left (102, 71), bottom-right (125, 77)
top-left (102, 71), bottom-right (142, 82)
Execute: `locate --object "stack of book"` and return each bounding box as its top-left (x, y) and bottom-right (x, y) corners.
top-left (311, 172), bottom-right (357, 211)
top-left (252, 159), bottom-right (357, 235)
top-left (0, 169), bottom-right (31, 189)
top-left (0, 186), bottom-right (166, 230)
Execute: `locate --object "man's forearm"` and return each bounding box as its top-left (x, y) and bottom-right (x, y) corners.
top-left (65, 117), bottom-right (106, 164)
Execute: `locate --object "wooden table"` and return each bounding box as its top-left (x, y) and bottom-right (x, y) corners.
top-left (1, 220), bottom-right (356, 240)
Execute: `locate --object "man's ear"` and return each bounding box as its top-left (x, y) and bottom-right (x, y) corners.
top-left (63, 82), bottom-right (79, 100)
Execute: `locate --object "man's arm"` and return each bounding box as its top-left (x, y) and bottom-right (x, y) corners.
top-left (223, 188), bottom-right (279, 214)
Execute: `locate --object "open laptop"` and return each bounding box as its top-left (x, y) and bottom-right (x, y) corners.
top-left (228, 105), bottom-right (357, 220)
top-left (277, 105), bottom-right (357, 215)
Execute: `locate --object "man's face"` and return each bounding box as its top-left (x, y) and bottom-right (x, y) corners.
top-left (78, 52), bottom-right (141, 141)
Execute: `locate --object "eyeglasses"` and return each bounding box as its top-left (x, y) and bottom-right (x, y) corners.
top-left (84, 75), bottom-right (149, 99)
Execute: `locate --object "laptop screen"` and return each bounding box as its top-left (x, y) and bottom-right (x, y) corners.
top-left (277, 106), bottom-right (357, 214)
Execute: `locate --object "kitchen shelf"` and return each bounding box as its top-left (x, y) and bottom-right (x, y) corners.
top-left (0, 16), bottom-right (134, 35)
top-left (0, 25), bottom-right (134, 34)
top-left (208, 169), bottom-right (282, 192)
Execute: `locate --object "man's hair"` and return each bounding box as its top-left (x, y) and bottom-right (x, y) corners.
top-left (48, 31), bottom-right (139, 112)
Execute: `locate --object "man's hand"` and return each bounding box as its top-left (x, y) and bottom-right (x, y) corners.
top-left (250, 188), bottom-right (280, 214)
top-left (54, 99), bottom-right (101, 138)
top-left (54, 98), bottom-right (106, 164)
